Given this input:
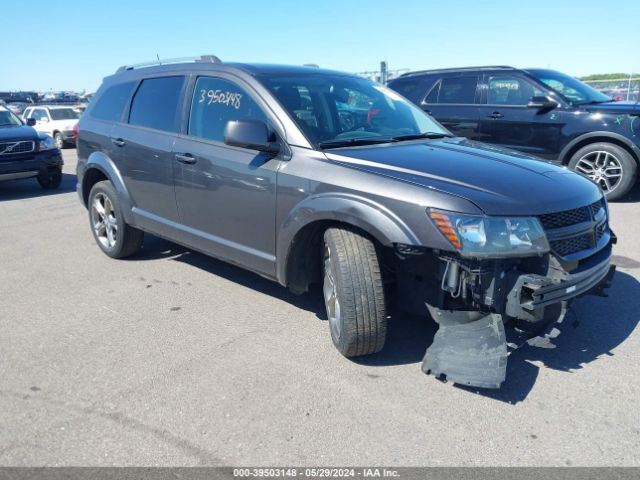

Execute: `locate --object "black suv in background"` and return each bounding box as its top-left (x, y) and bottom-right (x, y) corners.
top-left (0, 105), bottom-right (63, 189)
top-left (76, 57), bottom-right (615, 388)
top-left (388, 66), bottom-right (640, 200)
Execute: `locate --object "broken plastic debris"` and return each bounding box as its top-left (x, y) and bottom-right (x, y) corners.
top-left (422, 314), bottom-right (508, 389)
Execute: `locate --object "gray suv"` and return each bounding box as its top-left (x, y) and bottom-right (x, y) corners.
top-left (76, 56), bottom-right (616, 388)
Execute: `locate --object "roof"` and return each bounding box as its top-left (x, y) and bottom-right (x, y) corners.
top-left (224, 63), bottom-right (350, 77)
top-left (399, 65), bottom-right (516, 78)
top-left (111, 55), bottom-right (352, 80)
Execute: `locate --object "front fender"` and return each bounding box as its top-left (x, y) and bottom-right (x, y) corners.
top-left (276, 192), bottom-right (420, 285)
top-left (83, 151), bottom-right (134, 223)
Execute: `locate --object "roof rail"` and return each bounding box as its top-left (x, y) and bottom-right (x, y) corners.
top-left (400, 65), bottom-right (515, 77)
top-left (115, 55), bottom-right (221, 74)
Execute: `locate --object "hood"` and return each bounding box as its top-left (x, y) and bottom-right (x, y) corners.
top-left (0, 124), bottom-right (38, 141)
top-left (581, 100), bottom-right (640, 114)
top-left (324, 138), bottom-right (602, 216)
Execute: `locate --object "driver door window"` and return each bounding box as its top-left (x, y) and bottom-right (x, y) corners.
top-left (487, 75), bottom-right (544, 105)
top-left (32, 109), bottom-right (48, 121)
top-left (188, 77), bottom-right (268, 143)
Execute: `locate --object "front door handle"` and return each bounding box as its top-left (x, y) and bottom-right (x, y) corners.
top-left (487, 111), bottom-right (504, 119)
top-left (111, 137), bottom-right (126, 147)
top-left (175, 153), bottom-right (197, 165)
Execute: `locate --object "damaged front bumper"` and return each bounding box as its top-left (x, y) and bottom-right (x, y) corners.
top-left (421, 243), bottom-right (615, 389)
top-left (506, 246), bottom-right (615, 321)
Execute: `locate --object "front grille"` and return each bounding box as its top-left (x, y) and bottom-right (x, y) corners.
top-left (596, 222), bottom-right (607, 243)
top-left (590, 200), bottom-right (603, 217)
top-left (0, 140), bottom-right (35, 155)
top-left (550, 233), bottom-right (593, 257)
top-left (539, 198), bottom-right (608, 259)
top-left (539, 206), bottom-right (588, 229)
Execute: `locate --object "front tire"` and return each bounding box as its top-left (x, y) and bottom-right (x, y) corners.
top-left (568, 142), bottom-right (637, 201)
top-left (322, 227), bottom-right (387, 357)
top-left (88, 181), bottom-right (144, 259)
top-left (37, 167), bottom-right (62, 189)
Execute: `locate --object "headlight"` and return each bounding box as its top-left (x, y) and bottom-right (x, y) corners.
top-left (39, 135), bottom-right (55, 151)
top-left (428, 209), bottom-right (549, 257)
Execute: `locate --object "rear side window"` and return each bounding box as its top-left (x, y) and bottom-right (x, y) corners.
top-left (128, 76), bottom-right (185, 132)
top-left (432, 76), bottom-right (478, 104)
top-left (188, 77), bottom-right (268, 143)
top-left (91, 82), bottom-right (136, 122)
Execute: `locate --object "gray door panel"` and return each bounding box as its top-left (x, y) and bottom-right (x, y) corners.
top-left (172, 136), bottom-right (279, 276)
top-left (111, 123), bottom-right (180, 222)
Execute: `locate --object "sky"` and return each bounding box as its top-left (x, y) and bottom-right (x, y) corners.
top-left (1, 0), bottom-right (638, 93)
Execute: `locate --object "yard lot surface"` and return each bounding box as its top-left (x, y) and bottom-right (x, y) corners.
top-left (1, 149), bottom-right (639, 466)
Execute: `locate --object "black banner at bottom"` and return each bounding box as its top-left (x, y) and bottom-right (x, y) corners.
top-left (0, 467), bottom-right (638, 480)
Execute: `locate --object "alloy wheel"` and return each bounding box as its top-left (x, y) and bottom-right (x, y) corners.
top-left (575, 150), bottom-right (623, 194)
top-left (91, 193), bottom-right (118, 249)
top-left (323, 243), bottom-right (341, 340)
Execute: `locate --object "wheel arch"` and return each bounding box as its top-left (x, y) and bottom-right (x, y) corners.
top-left (81, 151), bottom-right (134, 223)
top-left (277, 193), bottom-right (419, 293)
top-left (560, 131), bottom-right (640, 167)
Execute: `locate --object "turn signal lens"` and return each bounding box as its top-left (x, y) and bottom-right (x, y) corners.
top-left (428, 211), bottom-right (462, 248)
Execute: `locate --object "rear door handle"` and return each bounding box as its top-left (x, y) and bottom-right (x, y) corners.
top-left (487, 112), bottom-right (504, 119)
top-left (111, 137), bottom-right (126, 147)
top-left (175, 153), bottom-right (197, 165)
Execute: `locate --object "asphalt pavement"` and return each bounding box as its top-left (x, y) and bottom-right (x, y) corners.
top-left (1, 149), bottom-right (639, 466)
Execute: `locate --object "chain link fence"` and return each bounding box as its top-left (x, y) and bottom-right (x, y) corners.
top-left (582, 77), bottom-right (639, 102)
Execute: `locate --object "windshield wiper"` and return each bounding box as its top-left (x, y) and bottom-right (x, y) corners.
top-left (390, 132), bottom-right (454, 142)
top-left (318, 137), bottom-right (393, 149)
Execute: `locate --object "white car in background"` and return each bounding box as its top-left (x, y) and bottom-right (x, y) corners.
top-left (22, 105), bottom-right (80, 149)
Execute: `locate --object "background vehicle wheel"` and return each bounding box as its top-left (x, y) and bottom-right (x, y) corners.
top-left (568, 142), bottom-right (637, 201)
top-left (88, 181), bottom-right (144, 259)
top-left (36, 167), bottom-right (62, 189)
top-left (322, 226), bottom-right (387, 357)
top-left (54, 132), bottom-right (65, 150)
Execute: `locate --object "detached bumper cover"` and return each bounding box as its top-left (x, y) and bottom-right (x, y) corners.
top-left (422, 314), bottom-right (508, 389)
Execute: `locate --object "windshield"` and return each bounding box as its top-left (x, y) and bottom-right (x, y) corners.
top-left (49, 108), bottom-right (80, 120)
top-left (527, 69), bottom-right (611, 105)
top-left (259, 74), bottom-right (448, 147)
top-left (0, 108), bottom-right (23, 126)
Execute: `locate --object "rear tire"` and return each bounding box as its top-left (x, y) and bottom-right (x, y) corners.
top-left (37, 167), bottom-right (62, 189)
top-left (54, 132), bottom-right (65, 150)
top-left (88, 180), bottom-right (144, 259)
top-left (322, 226), bottom-right (387, 357)
top-left (568, 142), bottom-right (637, 201)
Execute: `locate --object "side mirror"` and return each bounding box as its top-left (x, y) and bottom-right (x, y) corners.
top-left (527, 95), bottom-right (558, 113)
top-left (26, 118), bottom-right (37, 126)
top-left (224, 120), bottom-right (279, 154)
